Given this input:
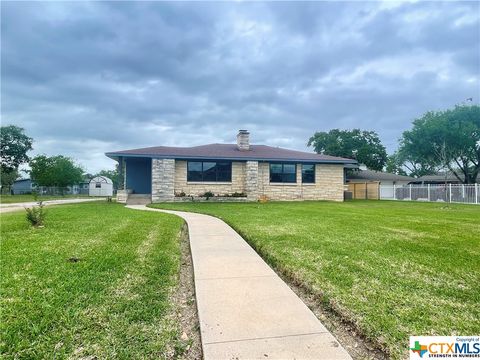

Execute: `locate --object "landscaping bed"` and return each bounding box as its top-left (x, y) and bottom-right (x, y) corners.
top-left (174, 196), bottom-right (250, 202)
top-left (150, 200), bottom-right (480, 359)
top-left (1, 201), bottom-right (199, 358)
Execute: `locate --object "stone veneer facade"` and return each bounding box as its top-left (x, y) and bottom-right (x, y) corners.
top-left (149, 159), bottom-right (345, 202)
top-left (257, 162), bottom-right (344, 201)
top-left (151, 158), bottom-right (175, 202)
top-left (174, 160), bottom-right (246, 196)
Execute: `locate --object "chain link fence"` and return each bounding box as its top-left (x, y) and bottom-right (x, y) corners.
top-left (7, 186), bottom-right (89, 196)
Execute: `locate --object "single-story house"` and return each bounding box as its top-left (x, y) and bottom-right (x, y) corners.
top-left (347, 169), bottom-right (414, 186)
top-left (409, 172), bottom-right (479, 185)
top-left (70, 181), bottom-right (90, 195)
top-left (346, 168), bottom-right (414, 199)
top-left (11, 178), bottom-right (89, 195)
top-left (11, 179), bottom-right (35, 195)
top-left (105, 130), bottom-right (357, 203)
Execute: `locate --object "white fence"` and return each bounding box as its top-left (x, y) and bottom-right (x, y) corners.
top-left (380, 184), bottom-right (480, 205)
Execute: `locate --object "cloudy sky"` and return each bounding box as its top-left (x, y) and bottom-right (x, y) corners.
top-left (2, 1), bottom-right (479, 173)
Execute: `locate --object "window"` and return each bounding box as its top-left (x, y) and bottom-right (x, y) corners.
top-left (269, 163), bottom-right (296, 183)
top-left (95, 182), bottom-right (101, 188)
top-left (302, 164), bottom-right (315, 183)
top-left (187, 161), bottom-right (232, 182)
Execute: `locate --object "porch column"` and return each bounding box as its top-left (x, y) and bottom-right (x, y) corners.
top-left (151, 158), bottom-right (175, 202)
top-left (115, 156), bottom-right (130, 203)
top-left (117, 156), bottom-right (125, 190)
top-left (246, 160), bottom-right (259, 201)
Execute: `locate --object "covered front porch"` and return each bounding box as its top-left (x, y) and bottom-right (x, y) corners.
top-left (116, 156), bottom-right (152, 204)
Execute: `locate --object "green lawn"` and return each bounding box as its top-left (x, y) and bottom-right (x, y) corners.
top-left (150, 200), bottom-right (480, 359)
top-left (0, 194), bottom-right (91, 204)
top-left (1, 202), bottom-right (184, 359)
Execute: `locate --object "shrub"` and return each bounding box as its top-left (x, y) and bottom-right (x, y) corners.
top-left (175, 191), bottom-right (186, 197)
top-left (225, 192), bottom-right (247, 198)
top-left (199, 191), bottom-right (215, 200)
top-left (25, 202), bottom-right (46, 227)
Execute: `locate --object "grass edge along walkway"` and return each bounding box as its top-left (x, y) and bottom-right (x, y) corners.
top-left (0, 201), bottom-right (195, 359)
top-left (149, 200), bottom-right (480, 359)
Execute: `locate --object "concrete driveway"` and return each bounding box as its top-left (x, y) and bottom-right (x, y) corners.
top-left (0, 198), bottom-right (105, 213)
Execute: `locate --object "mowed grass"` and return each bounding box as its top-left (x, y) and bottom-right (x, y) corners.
top-left (0, 194), bottom-right (90, 204)
top-left (1, 202), bottom-right (184, 359)
top-left (151, 200), bottom-right (480, 358)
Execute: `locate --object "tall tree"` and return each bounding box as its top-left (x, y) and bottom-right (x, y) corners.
top-left (0, 168), bottom-right (19, 194)
top-left (308, 129), bottom-right (387, 171)
top-left (385, 153), bottom-right (408, 176)
top-left (0, 125), bottom-right (33, 173)
top-left (0, 126), bottom-right (33, 194)
top-left (30, 155), bottom-right (84, 189)
top-left (398, 105), bottom-right (480, 183)
top-left (395, 147), bottom-right (438, 178)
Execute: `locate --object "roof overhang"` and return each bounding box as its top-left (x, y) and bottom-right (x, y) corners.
top-left (105, 152), bottom-right (357, 165)
top-left (344, 163), bottom-right (359, 169)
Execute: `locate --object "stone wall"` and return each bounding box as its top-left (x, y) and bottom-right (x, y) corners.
top-left (151, 159), bottom-right (345, 202)
top-left (257, 163), bottom-right (345, 201)
top-left (151, 158), bottom-right (175, 202)
top-left (245, 161), bottom-right (259, 201)
top-left (174, 160), bottom-right (246, 197)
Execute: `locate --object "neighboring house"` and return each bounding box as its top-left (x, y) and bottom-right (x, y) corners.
top-left (346, 169), bottom-right (414, 199)
top-left (409, 172), bottom-right (480, 185)
top-left (89, 176), bottom-right (113, 196)
top-left (11, 178), bottom-right (90, 195)
top-left (70, 181), bottom-right (90, 195)
top-left (106, 130), bottom-right (357, 203)
top-left (347, 169), bottom-right (414, 186)
top-left (12, 179), bottom-right (35, 195)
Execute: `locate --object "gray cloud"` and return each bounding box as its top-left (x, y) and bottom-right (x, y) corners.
top-left (2, 1), bottom-right (479, 173)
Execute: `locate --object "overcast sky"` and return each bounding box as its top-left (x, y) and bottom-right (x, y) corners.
top-left (2, 1), bottom-right (479, 173)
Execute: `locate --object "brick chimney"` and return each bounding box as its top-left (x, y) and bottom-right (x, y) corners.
top-left (236, 130), bottom-right (250, 151)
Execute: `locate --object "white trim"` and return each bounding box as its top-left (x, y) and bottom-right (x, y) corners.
top-left (268, 182), bottom-right (298, 186)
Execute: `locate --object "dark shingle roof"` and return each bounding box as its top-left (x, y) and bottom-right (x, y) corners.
top-left (413, 172), bottom-right (480, 183)
top-left (106, 143), bottom-right (356, 164)
top-left (348, 170), bottom-right (414, 182)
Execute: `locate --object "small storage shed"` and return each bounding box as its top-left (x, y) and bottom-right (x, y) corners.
top-left (89, 176), bottom-right (113, 197)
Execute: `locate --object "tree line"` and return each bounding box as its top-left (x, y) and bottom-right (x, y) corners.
top-left (308, 104), bottom-right (479, 184)
top-left (0, 125), bottom-right (119, 193)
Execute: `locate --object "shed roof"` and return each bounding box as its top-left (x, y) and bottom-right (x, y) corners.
top-left (13, 178), bottom-right (31, 183)
top-left (89, 176), bottom-right (113, 184)
top-left (106, 143), bottom-right (356, 164)
top-left (348, 170), bottom-right (414, 182)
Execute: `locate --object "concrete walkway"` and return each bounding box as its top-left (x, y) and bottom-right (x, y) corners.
top-left (0, 198), bottom-right (105, 213)
top-left (127, 205), bottom-right (352, 360)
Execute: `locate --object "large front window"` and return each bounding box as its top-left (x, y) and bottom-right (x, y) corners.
top-left (270, 163), bottom-right (296, 183)
top-left (187, 161), bottom-right (232, 182)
